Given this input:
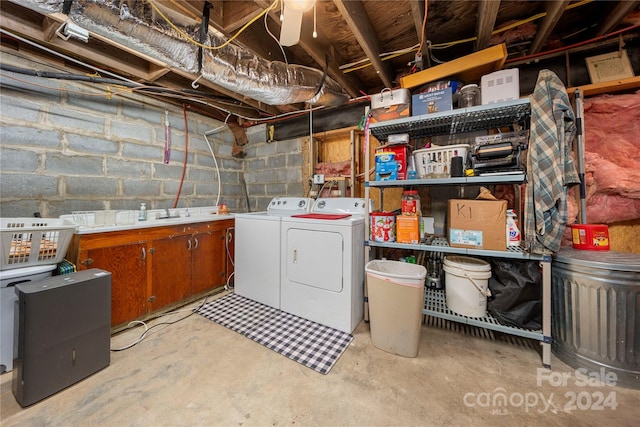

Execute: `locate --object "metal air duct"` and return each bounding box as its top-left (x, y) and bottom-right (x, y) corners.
top-left (18, 0), bottom-right (349, 107)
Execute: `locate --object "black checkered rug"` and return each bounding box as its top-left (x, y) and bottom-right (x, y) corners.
top-left (196, 293), bottom-right (353, 374)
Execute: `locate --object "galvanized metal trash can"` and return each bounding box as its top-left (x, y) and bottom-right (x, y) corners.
top-left (551, 247), bottom-right (640, 389)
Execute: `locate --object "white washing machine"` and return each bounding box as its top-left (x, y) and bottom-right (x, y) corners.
top-left (280, 198), bottom-right (368, 333)
top-left (1, 264), bottom-right (56, 373)
top-left (234, 197), bottom-right (313, 308)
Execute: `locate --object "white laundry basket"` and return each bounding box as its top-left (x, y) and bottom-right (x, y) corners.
top-left (365, 260), bottom-right (427, 357)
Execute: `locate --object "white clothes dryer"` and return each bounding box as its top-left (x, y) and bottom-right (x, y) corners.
top-left (280, 198), bottom-right (368, 333)
top-left (234, 197), bottom-right (313, 308)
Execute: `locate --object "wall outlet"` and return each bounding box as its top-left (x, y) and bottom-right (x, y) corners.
top-left (313, 174), bottom-right (325, 184)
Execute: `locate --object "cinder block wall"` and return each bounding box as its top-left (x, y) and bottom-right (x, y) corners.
top-left (0, 53), bottom-right (305, 218)
top-left (243, 125), bottom-right (305, 212)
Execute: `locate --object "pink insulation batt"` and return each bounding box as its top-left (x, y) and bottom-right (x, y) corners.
top-left (574, 90), bottom-right (640, 224)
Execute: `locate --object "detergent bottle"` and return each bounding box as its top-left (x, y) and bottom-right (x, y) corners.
top-left (506, 209), bottom-right (521, 247)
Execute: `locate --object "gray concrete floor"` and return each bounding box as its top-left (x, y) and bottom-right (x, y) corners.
top-left (2, 290), bottom-right (638, 426)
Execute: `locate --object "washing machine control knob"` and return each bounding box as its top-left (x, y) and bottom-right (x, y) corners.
top-left (317, 200), bottom-right (326, 209)
top-left (298, 200), bottom-right (307, 208)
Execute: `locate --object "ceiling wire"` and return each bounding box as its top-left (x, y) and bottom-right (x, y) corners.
top-left (505, 22), bottom-right (640, 63)
top-left (1, 66), bottom-right (326, 123)
top-left (416, 0), bottom-right (429, 56)
top-left (340, 0), bottom-right (595, 74)
top-left (0, 32), bottom-right (330, 123)
top-left (147, 0), bottom-right (279, 50)
top-left (339, 44), bottom-right (419, 70)
top-left (6, 0), bottom-right (611, 124)
top-left (0, 28), bottom-right (138, 85)
top-left (264, 3), bottom-right (289, 64)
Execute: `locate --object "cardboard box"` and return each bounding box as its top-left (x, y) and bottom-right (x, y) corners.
top-left (448, 199), bottom-right (507, 251)
top-left (396, 215), bottom-right (420, 244)
top-left (412, 88), bottom-right (453, 116)
top-left (377, 144), bottom-right (409, 180)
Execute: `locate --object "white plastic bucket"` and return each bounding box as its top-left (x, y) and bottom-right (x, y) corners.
top-left (443, 255), bottom-right (492, 317)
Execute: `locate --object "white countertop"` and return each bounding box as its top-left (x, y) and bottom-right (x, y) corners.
top-left (60, 206), bottom-right (234, 234)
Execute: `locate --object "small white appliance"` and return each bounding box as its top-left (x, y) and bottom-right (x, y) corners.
top-left (234, 197), bottom-right (313, 308)
top-left (280, 198), bottom-right (368, 333)
top-left (0, 264), bottom-right (56, 373)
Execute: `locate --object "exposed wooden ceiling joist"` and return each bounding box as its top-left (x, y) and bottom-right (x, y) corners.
top-left (333, 0), bottom-right (394, 89)
top-left (1, 0), bottom-right (639, 121)
top-left (474, 0), bottom-right (500, 51)
top-left (528, 0), bottom-right (571, 54)
top-left (596, 0), bottom-right (640, 36)
top-left (409, 0), bottom-right (429, 68)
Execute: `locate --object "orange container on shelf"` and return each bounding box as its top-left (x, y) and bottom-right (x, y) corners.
top-left (396, 215), bottom-right (421, 244)
top-left (570, 224), bottom-right (610, 251)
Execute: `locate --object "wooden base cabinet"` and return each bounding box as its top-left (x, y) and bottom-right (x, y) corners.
top-left (81, 242), bottom-right (148, 327)
top-left (65, 219), bottom-right (234, 329)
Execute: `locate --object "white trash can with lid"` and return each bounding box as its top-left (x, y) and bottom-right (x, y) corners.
top-left (365, 260), bottom-right (427, 357)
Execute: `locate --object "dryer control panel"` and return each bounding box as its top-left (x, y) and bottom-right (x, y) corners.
top-left (312, 198), bottom-right (369, 214)
top-left (267, 197), bottom-right (314, 213)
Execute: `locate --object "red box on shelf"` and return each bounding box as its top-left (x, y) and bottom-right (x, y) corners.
top-left (377, 144), bottom-right (409, 180)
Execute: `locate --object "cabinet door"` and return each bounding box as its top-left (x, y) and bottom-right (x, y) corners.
top-left (149, 235), bottom-right (191, 312)
top-left (191, 228), bottom-right (227, 295)
top-left (83, 243), bottom-right (148, 327)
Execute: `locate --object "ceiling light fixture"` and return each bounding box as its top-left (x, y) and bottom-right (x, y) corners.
top-left (285, 0), bottom-right (316, 13)
top-left (279, 0), bottom-right (316, 46)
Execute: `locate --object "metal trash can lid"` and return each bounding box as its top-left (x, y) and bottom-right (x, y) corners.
top-left (553, 247), bottom-right (640, 272)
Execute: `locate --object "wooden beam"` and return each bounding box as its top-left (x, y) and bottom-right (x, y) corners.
top-left (474, 0), bottom-right (500, 51)
top-left (409, 0), bottom-right (429, 68)
top-left (567, 76), bottom-right (640, 97)
top-left (507, 33), bottom-right (639, 67)
top-left (333, 0), bottom-right (394, 89)
top-left (400, 43), bottom-right (507, 89)
top-left (42, 16), bottom-right (60, 42)
top-left (147, 64), bottom-right (171, 82)
top-left (220, 0), bottom-right (266, 33)
top-left (595, 0), bottom-right (640, 36)
top-left (164, 0), bottom-right (202, 23)
top-left (528, 0), bottom-right (570, 54)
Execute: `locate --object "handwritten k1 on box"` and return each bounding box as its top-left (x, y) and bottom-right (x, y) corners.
top-left (448, 199), bottom-right (507, 251)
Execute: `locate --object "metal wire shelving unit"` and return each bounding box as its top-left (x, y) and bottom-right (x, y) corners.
top-left (365, 97), bottom-right (552, 367)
